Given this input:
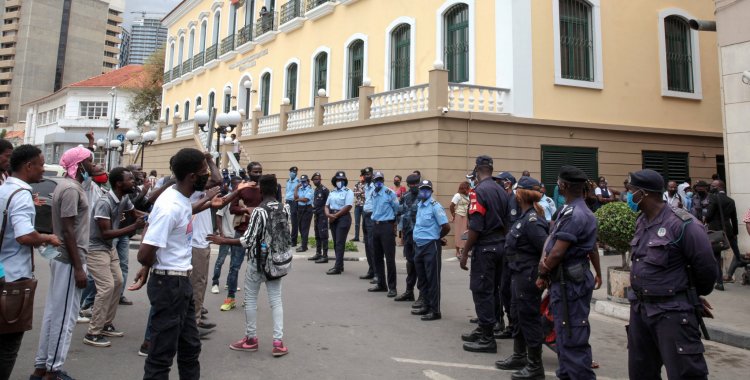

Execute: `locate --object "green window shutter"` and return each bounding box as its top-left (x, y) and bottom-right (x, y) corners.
top-left (286, 63), bottom-right (298, 110)
top-left (347, 40), bottom-right (364, 99)
top-left (541, 145), bottom-right (598, 192)
top-left (664, 16), bottom-right (693, 93)
top-left (559, 0), bottom-right (594, 81)
top-left (224, 93), bottom-right (231, 113)
top-left (391, 24), bottom-right (411, 90)
top-left (261, 73), bottom-right (271, 116)
top-left (444, 4), bottom-right (469, 83)
top-left (642, 151), bottom-right (689, 183)
top-left (314, 53), bottom-right (328, 96)
top-left (184, 101), bottom-right (190, 120)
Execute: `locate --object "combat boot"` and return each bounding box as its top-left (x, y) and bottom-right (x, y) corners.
top-left (461, 327), bottom-right (483, 342)
top-left (308, 252), bottom-right (322, 261)
top-left (315, 249), bottom-right (328, 264)
top-left (411, 294), bottom-right (424, 309)
top-left (462, 325), bottom-right (497, 353)
top-left (495, 337), bottom-right (527, 370)
top-left (309, 241), bottom-right (322, 261)
top-left (511, 346), bottom-right (544, 380)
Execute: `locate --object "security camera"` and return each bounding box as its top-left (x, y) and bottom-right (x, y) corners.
top-left (441, 107), bottom-right (449, 115)
top-left (742, 70), bottom-right (750, 85)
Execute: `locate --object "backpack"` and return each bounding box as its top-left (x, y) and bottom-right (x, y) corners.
top-left (255, 201), bottom-right (293, 280)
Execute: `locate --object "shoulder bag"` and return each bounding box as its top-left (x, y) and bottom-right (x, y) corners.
top-left (707, 194), bottom-right (730, 254)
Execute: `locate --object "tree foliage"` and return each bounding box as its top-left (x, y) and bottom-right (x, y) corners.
top-left (595, 201), bottom-right (639, 269)
top-left (126, 46), bottom-right (165, 129)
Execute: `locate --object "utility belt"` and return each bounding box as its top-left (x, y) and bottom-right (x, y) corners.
top-left (297, 204), bottom-right (312, 209)
top-left (633, 290), bottom-right (688, 304)
top-left (151, 269), bottom-right (192, 277)
top-left (374, 220), bottom-right (395, 225)
top-left (504, 252), bottom-right (540, 263)
top-left (550, 262), bottom-right (589, 284)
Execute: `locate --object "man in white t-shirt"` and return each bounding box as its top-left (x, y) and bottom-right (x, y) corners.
top-left (231, 134), bottom-right (242, 162)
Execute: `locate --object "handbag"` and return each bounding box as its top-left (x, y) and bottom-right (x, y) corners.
top-left (707, 194), bottom-right (731, 254)
top-left (0, 188), bottom-right (38, 334)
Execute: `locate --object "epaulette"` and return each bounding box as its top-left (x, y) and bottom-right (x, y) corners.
top-left (562, 206), bottom-right (574, 216)
top-left (672, 207), bottom-right (693, 223)
top-left (528, 212), bottom-right (538, 222)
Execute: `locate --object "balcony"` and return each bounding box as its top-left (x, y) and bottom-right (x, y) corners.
top-left (205, 44), bottom-right (218, 62)
top-left (0, 35), bottom-right (16, 44)
top-left (0, 47), bottom-right (15, 56)
top-left (219, 34), bottom-right (235, 58)
top-left (163, 71), bottom-right (170, 83)
top-left (3, 11), bottom-right (19, 20)
top-left (104, 44), bottom-right (119, 54)
top-left (181, 60), bottom-right (192, 76)
top-left (254, 12), bottom-right (278, 45)
top-left (305, 0), bottom-right (335, 21)
top-left (236, 24), bottom-right (253, 52)
top-left (0, 84), bottom-right (10, 92)
top-left (108, 14), bottom-right (124, 23)
top-left (171, 66), bottom-right (181, 80)
top-left (0, 72), bottom-right (12, 81)
top-left (0, 23), bottom-right (18, 32)
top-left (279, 0), bottom-right (305, 33)
top-left (192, 51), bottom-right (204, 70)
top-left (105, 34), bottom-right (120, 44)
top-left (5, 0), bottom-right (20, 7)
top-left (58, 117), bottom-right (111, 130)
top-left (0, 59), bottom-right (14, 69)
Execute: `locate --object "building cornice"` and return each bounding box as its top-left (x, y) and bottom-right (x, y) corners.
top-left (163, 0), bottom-right (202, 28)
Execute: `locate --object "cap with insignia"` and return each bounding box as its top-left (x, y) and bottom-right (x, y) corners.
top-left (628, 169), bottom-right (665, 193)
top-left (418, 180), bottom-right (433, 189)
top-left (494, 171), bottom-right (517, 185)
top-left (361, 167), bottom-right (373, 175)
top-left (517, 176), bottom-right (542, 190)
top-left (475, 155), bottom-right (493, 168)
top-left (312, 172), bottom-right (322, 179)
top-left (334, 171), bottom-right (347, 180)
top-left (373, 171), bottom-right (385, 180)
top-left (299, 174), bottom-right (309, 182)
top-left (558, 165), bottom-right (588, 183)
top-left (289, 166), bottom-right (298, 173)
top-left (406, 174), bottom-right (420, 185)
top-left (466, 171), bottom-right (475, 180)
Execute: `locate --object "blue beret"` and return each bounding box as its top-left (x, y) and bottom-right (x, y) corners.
top-left (517, 176), bottom-right (541, 190)
top-left (334, 171), bottom-right (347, 180)
top-left (475, 155), bottom-right (493, 168)
top-left (299, 175), bottom-right (309, 181)
top-left (558, 165), bottom-right (587, 183)
top-left (628, 169), bottom-right (664, 193)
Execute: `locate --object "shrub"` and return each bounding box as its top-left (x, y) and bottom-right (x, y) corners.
top-left (305, 237), bottom-right (358, 252)
top-left (594, 202), bottom-right (638, 269)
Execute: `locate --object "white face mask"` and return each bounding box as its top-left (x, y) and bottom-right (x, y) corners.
top-left (336, 181), bottom-right (344, 189)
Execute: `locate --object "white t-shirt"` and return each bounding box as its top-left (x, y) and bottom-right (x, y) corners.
top-left (190, 191), bottom-right (213, 249)
top-left (143, 186), bottom-right (193, 271)
top-left (232, 139), bottom-right (241, 154)
top-left (216, 203), bottom-right (235, 237)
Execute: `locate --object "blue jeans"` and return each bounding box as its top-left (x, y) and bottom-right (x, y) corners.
top-left (116, 236), bottom-right (130, 297)
top-left (353, 205), bottom-right (363, 240)
top-left (80, 274), bottom-right (96, 310)
top-left (227, 231), bottom-right (245, 299)
top-left (212, 244), bottom-right (232, 286)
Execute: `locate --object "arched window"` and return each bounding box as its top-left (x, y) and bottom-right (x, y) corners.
top-left (188, 29), bottom-right (195, 58)
top-left (184, 101), bottom-right (190, 120)
top-left (391, 24), bottom-right (411, 90)
top-left (212, 11), bottom-right (221, 45)
top-left (664, 15), bottom-right (693, 93)
top-left (285, 63), bottom-right (298, 110)
top-left (168, 42), bottom-right (175, 69)
top-left (196, 96), bottom-right (202, 108)
top-left (228, 3), bottom-right (237, 35)
top-left (444, 4), bottom-right (469, 83)
top-left (199, 20), bottom-right (207, 52)
top-left (224, 89), bottom-right (232, 113)
top-left (260, 73), bottom-right (271, 116)
top-left (165, 107), bottom-right (170, 123)
top-left (245, 0), bottom-right (255, 26)
top-left (347, 40), bottom-right (364, 98)
top-left (208, 92), bottom-right (215, 112)
top-left (313, 52), bottom-right (328, 96)
top-left (174, 104), bottom-right (179, 118)
top-left (178, 36), bottom-right (184, 67)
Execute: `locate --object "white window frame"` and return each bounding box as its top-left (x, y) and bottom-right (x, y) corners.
top-left (657, 8), bottom-right (702, 100)
top-left (309, 46), bottom-right (331, 105)
top-left (384, 17), bottom-right (416, 91)
top-left (79, 101), bottom-right (109, 119)
top-left (342, 33), bottom-right (369, 99)
top-left (552, 0), bottom-right (604, 89)
top-left (236, 74), bottom-right (253, 115)
top-left (282, 58), bottom-right (301, 109)
top-left (259, 67), bottom-right (273, 114)
top-left (436, 0), bottom-right (476, 85)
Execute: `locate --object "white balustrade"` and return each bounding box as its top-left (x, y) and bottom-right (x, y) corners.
top-left (175, 120), bottom-right (195, 138)
top-left (258, 114), bottom-right (281, 134)
top-left (240, 120), bottom-right (253, 136)
top-left (448, 84), bottom-right (510, 114)
top-left (286, 107), bottom-right (315, 130)
top-left (369, 84), bottom-right (429, 119)
top-left (323, 98), bottom-right (359, 125)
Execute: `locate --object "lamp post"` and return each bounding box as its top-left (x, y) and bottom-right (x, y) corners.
top-left (195, 106), bottom-right (240, 166)
top-left (127, 128), bottom-right (156, 168)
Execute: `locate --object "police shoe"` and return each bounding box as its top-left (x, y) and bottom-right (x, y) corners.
top-left (315, 256), bottom-right (329, 264)
top-left (411, 307), bottom-right (429, 316)
top-left (387, 290), bottom-right (397, 297)
top-left (368, 285), bottom-right (387, 292)
top-left (308, 253), bottom-right (322, 261)
top-left (495, 338), bottom-right (528, 370)
top-left (394, 291), bottom-right (415, 302)
top-left (461, 327), bottom-right (482, 342)
top-left (421, 312), bottom-right (442, 321)
top-left (714, 284), bottom-right (725, 291)
top-left (326, 267), bottom-right (342, 275)
top-left (295, 246), bottom-right (308, 253)
top-left (411, 295), bottom-right (424, 309)
top-left (463, 326), bottom-right (497, 353)
top-left (359, 273), bottom-right (374, 280)
top-left (495, 327), bottom-right (513, 340)
top-left (369, 278), bottom-right (379, 284)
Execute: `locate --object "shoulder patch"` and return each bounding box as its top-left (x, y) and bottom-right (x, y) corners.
top-left (672, 207), bottom-right (692, 222)
top-left (563, 206), bottom-right (574, 216)
top-left (529, 215), bottom-right (537, 222)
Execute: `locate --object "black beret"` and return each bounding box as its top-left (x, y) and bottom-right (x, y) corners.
top-left (628, 170), bottom-right (665, 193)
top-left (312, 172), bottom-right (321, 179)
top-left (558, 165), bottom-right (588, 183)
top-left (516, 176), bottom-right (541, 190)
top-left (406, 174), bottom-right (420, 185)
top-left (289, 166), bottom-right (298, 172)
top-left (475, 155), bottom-right (493, 168)
top-left (418, 180), bottom-right (433, 189)
top-left (494, 171), bottom-right (516, 185)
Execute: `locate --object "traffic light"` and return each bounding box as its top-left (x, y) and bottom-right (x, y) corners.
top-left (114, 118), bottom-right (120, 129)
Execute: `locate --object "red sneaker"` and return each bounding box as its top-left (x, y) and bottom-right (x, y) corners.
top-left (229, 336), bottom-right (258, 352)
top-left (272, 339), bottom-right (288, 357)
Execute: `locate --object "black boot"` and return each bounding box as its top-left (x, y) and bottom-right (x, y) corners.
top-left (461, 327), bottom-right (482, 342)
top-left (512, 346), bottom-right (544, 380)
top-left (411, 294), bottom-right (424, 309)
top-left (495, 324), bottom-right (513, 339)
top-left (394, 290), bottom-right (415, 302)
top-left (496, 337), bottom-right (527, 370)
top-left (309, 240), bottom-right (322, 261)
top-left (315, 250), bottom-right (328, 264)
top-left (308, 252), bottom-right (322, 261)
top-left (462, 325), bottom-right (497, 353)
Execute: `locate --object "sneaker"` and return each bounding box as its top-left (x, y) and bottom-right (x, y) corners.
top-left (118, 296), bottom-right (133, 305)
top-left (211, 285), bottom-right (220, 294)
top-left (102, 324), bottom-right (125, 337)
top-left (272, 339), bottom-right (288, 357)
top-left (138, 341), bottom-right (149, 357)
top-left (220, 298), bottom-right (236, 311)
top-left (83, 334), bottom-right (111, 347)
top-left (76, 315), bottom-right (90, 324)
top-left (80, 308), bottom-right (92, 318)
top-left (229, 336), bottom-right (258, 352)
top-left (48, 371), bottom-right (76, 380)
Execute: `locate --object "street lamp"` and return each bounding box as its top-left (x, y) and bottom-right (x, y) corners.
top-left (197, 105), bottom-right (240, 166)
top-left (127, 127), bottom-right (156, 168)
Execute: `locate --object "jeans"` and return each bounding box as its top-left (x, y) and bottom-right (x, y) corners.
top-left (80, 273), bottom-right (96, 310)
top-left (116, 236), bottom-right (130, 297)
top-left (227, 231), bottom-right (245, 299)
top-left (353, 205), bottom-right (363, 240)
top-left (243, 272), bottom-right (283, 340)
top-left (727, 236), bottom-right (749, 279)
top-left (0, 331), bottom-right (24, 380)
top-left (211, 244), bottom-right (232, 286)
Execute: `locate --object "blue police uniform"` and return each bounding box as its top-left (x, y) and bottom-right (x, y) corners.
top-left (370, 176), bottom-right (399, 293)
top-left (399, 188), bottom-right (423, 296)
top-left (295, 179), bottom-right (315, 251)
top-left (627, 170), bottom-right (716, 380)
top-left (543, 196), bottom-right (597, 380)
top-left (286, 172), bottom-right (301, 246)
top-left (413, 194), bottom-right (449, 316)
top-left (361, 168), bottom-right (376, 278)
top-left (326, 176), bottom-right (354, 272)
top-left (312, 182), bottom-right (330, 258)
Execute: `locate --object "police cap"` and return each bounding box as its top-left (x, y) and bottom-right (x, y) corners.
top-left (373, 171), bottom-right (385, 180)
top-left (628, 169), bottom-right (665, 193)
top-left (418, 180), bottom-right (433, 190)
top-left (475, 155), bottom-right (493, 168)
top-left (289, 166), bottom-right (298, 173)
top-left (694, 180), bottom-right (709, 189)
top-left (516, 176), bottom-right (541, 190)
top-left (558, 165), bottom-right (588, 183)
top-left (299, 174), bottom-right (309, 182)
top-left (334, 171), bottom-right (347, 180)
top-left (361, 167), bottom-right (373, 175)
top-left (494, 171), bottom-right (516, 185)
top-left (311, 172), bottom-right (322, 179)
top-left (406, 174), bottom-right (420, 185)
top-left (466, 172), bottom-right (475, 180)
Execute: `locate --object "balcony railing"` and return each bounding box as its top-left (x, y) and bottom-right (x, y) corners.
top-left (220, 34), bottom-right (235, 55)
top-left (281, 0), bottom-right (304, 24)
top-left (258, 114), bottom-right (281, 134)
top-left (370, 84), bottom-right (429, 119)
top-left (163, 71), bottom-right (170, 83)
top-left (193, 51), bottom-right (205, 68)
top-left (255, 12), bottom-right (278, 38)
top-left (286, 107), bottom-right (315, 130)
top-left (171, 66), bottom-right (181, 80)
top-left (205, 44), bottom-right (218, 62)
top-left (306, 0), bottom-right (333, 11)
top-left (236, 24), bottom-right (253, 46)
top-left (448, 84), bottom-right (509, 113)
top-left (181, 60), bottom-right (192, 75)
top-left (175, 120), bottom-right (195, 138)
top-left (323, 98), bottom-right (359, 125)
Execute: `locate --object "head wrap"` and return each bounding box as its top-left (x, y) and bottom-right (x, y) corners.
top-left (59, 146), bottom-right (92, 179)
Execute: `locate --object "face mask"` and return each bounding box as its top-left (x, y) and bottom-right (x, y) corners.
top-left (364, 176), bottom-right (372, 184)
top-left (418, 189), bottom-right (432, 200)
top-left (336, 181), bottom-right (344, 189)
top-left (469, 179), bottom-right (476, 189)
top-left (710, 188), bottom-right (719, 194)
top-left (249, 174), bottom-right (260, 182)
top-left (301, 182), bottom-right (308, 188)
top-left (409, 186), bottom-right (419, 195)
top-left (627, 192), bottom-right (638, 212)
top-left (79, 164), bottom-right (90, 182)
top-left (194, 173), bottom-right (209, 191)
top-left (289, 172), bottom-right (297, 180)
top-left (686, 191), bottom-right (694, 198)
top-left (93, 173), bottom-right (108, 184)
top-left (374, 181), bottom-right (384, 191)
top-left (394, 181), bottom-right (401, 187)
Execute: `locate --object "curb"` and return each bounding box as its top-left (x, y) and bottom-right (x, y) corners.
top-left (593, 299), bottom-right (750, 350)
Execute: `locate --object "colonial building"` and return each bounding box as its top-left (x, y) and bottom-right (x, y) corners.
top-left (151, 0), bottom-right (723, 204)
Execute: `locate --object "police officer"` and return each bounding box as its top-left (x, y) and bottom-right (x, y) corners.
top-left (496, 176), bottom-right (549, 380)
top-left (626, 169), bottom-right (716, 380)
top-left (494, 171), bottom-right (519, 339)
top-left (359, 167), bottom-right (377, 282)
top-left (410, 180), bottom-right (450, 321)
top-left (394, 174), bottom-right (423, 304)
top-left (460, 155), bottom-right (510, 353)
top-left (369, 171), bottom-right (400, 297)
top-left (285, 166), bottom-right (300, 246)
top-left (308, 172), bottom-right (330, 262)
top-left (325, 171), bottom-right (354, 275)
top-left (536, 165), bottom-right (597, 380)
top-left (294, 174), bottom-right (314, 253)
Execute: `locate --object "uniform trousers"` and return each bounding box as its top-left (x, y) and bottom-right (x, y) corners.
top-left (314, 212), bottom-right (329, 253)
top-left (353, 205), bottom-right (363, 240)
top-left (550, 272), bottom-right (595, 380)
top-left (0, 331), bottom-right (24, 380)
top-left (297, 205), bottom-right (313, 249)
top-left (469, 242), bottom-right (504, 328)
top-left (415, 240), bottom-right (442, 313)
top-left (499, 256), bottom-right (512, 325)
top-left (87, 248), bottom-right (123, 335)
top-left (189, 246), bottom-right (211, 321)
top-left (286, 201), bottom-right (299, 245)
top-left (144, 274), bottom-right (200, 380)
top-left (330, 213), bottom-right (351, 270)
top-left (402, 233), bottom-right (424, 293)
top-left (362, 212), bottom-right (375, 276)
top-left (372, 222), bottom-right (397, 291)
top-left (509, 265), bottom-right (543, 347)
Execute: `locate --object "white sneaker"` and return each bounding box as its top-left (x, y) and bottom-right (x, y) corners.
top-left (77, 315), bottom-right (90, 324)
top-left (80, 308), bottom-right (92, 317)
top-left (211, 285), bottom-right (219, 294)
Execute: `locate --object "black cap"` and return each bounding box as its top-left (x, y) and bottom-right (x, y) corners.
top-left (494, 171), bottom-right (516, 185)
top-left (628, 170), bottom-right (665, 193)
top-left (334, 171), bottom-right (347, 180)
top-left (418, 180), bottom-right (433, 189)
top-left (406, 174), bottom-right (420, 185)
top-left (373, 171), bottom-right (385, 180)
top-left (475, 155), bottom-right (493, 168)
top-left (361, 167), bottom-right (373, 175)
top-left (311, 172), bottom-right (321, 179)
top-left (300, 174), bottom-right (309, 182)
top-left (558, 165), bottom-right (588, 183)
top-left (516, 176), bottom-right (541, 190)
top-left (289, 166), bottom-right (298, 172)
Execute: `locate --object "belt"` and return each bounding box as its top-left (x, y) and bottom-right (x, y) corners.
top-left (374, 220), bottom-right (395, 225)
top-left (152, 269), bottom-right (192, 277)
top-left (504, 253), bottom-right (539, 263)
top-left (634, 291), bottom-right (688, 304)
top-left (329, 209), bottom-right (340, 213)
top-left (298, 204), bottom-right (312, 208)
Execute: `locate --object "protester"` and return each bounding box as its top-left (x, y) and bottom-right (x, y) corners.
top-left (449, 181), bottom-right (470, 258)
top-left (0, 139), bottom-right (13, 184)
top-left (212, 176), bottom-right (242, 294)
top-left (662, 181), bottom-right (683, 210)
top-left (706, 180), bottom-right (739, 291)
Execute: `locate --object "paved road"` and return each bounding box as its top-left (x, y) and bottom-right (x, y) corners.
top-left (11, 245), bottom-right (750, 379)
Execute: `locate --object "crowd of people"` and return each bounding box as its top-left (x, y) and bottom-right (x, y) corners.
top-left (0, 132), bottom-right (739, 379)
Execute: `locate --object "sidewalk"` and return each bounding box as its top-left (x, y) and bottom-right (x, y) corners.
top-left (593, 254), bottom-right (750, 350)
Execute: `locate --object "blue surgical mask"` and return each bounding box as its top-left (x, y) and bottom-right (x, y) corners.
top-left (418, 189), bottom-right (432, 200)
top-left (686, 191), bottom-right (694, 198)
top-left (290, 172), bottom-right (297, 180)
top-left (301, 182), bottom-right (308, 188)
top-left (374, 181), bottom-right (384, 190)
top-left (80, 164), bottom-right (90, 182)
top-left (469, 179), bottom-right (476, 189)
top-left (627, 191), bottom-right (639, 212)
top-left (336, 181), bottom-right (344, 189)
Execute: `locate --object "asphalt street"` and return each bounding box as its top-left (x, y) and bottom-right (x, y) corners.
top-left (10, 244), bottom-right (750, 380)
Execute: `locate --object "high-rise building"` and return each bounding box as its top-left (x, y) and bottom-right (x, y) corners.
top-left (124, 18), bottom-right (168, 65)
top-left (0, 0), bottom-right (124, 129)
top-left (119, 28), bottom-right (130, 68)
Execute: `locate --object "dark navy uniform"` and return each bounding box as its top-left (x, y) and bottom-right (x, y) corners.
top-left (312, 178), bottom-right (330, 258)
top-left (542, 174), bottom-right (597, 380)
top-left (397, 175), bottom-right (423, 298)
top-left (627, 170), bottom-right (716, 380)
top-left (295, 175), bottom-right (314, 252)
top-left (495, 171), bottom-right (521, 335)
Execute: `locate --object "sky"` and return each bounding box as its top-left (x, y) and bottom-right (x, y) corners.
top-left (122, 0), bottom-right (183, 29)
